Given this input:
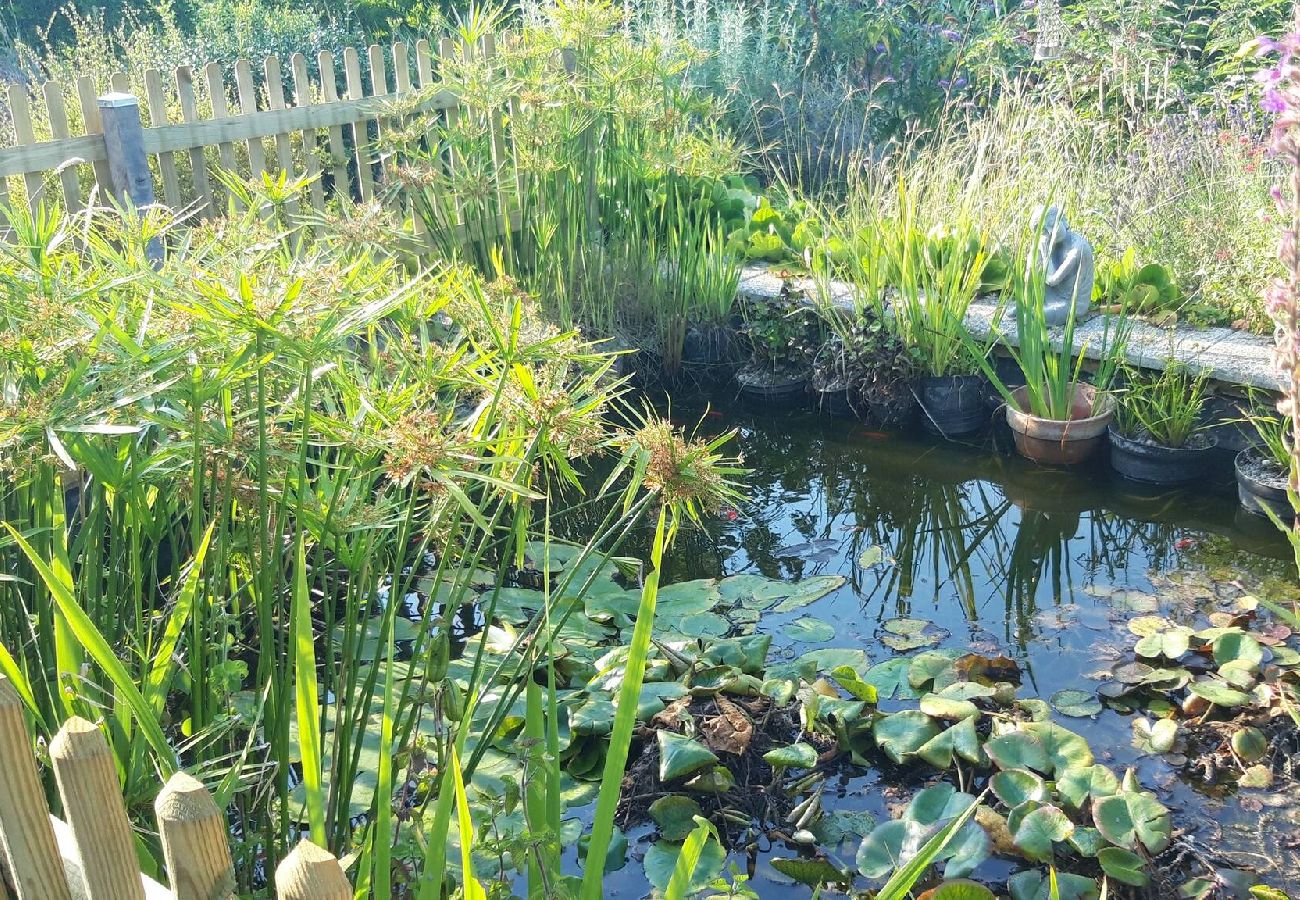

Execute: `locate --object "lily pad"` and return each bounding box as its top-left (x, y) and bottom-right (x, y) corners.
top-left (784, 616), bottom-right (835, 643)
top-left (1093, 790), bottom-right (1171, 853)
top-left (1008, 869), bottom-right (1100, 900)
top-left (1012, 804), bottom-right (1074, 862)
top-left (1131, 717), bottom-right (1178, 755)
top-left (855, 818), bottom-right (930, 879)
top-left (1231, 726), bottom-right (1268, 763)
top-left (1212, 632), bottom-right (1263, 670)
top-left (862, 657), bottom-right (917, 700)
top-left (991, 769), bottom-right (1048, 808)
top-left (1050, 689), bottom-right (1102, 718)
top-left (1189, 678), bottom-right (1251, 707)
top-left (919, 694), bottom-right (979, 721)
top-left (763, 742), bottom-right (818, 769)
top-left (874, 710), bottom-right (941, 764)
top-left (1097, 846), bottom-right (1149, 886)
top-left (643, 835), bottom-right (726, 893)
top-left (830, 665), bottom-right (878, 702)
top-left (1057, 764), bottom-right (1119, 810)
top-left (858, 545), bottom-right (887, 568)
top-left (1023, 722), bottom-right (1094, 774)
top-left (985, 731), bottom-right (1049, 774)
top-left (657, 731), bottom-right (719, 781)
top-left (771, 575), bottom-right (848, 613)
top-left (769, 858), bottom-right (851, 886)
top-left (800, 647), bottom-right (870, 674)
top-left (917, 716), bottom-right (984, 769)
top-left (922, 882), bottom-right (996, 899)
top-left (649, 795), bottom-right (702, 841)
top-left (702, 635), bottom-right (771, 674)
top-left (684, 766), bottom-right (736, 793)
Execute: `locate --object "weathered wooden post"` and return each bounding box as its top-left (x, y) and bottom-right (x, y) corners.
top-left (274, 839), bottom-right (350, 900)
top-left (97, 92), bottom-right (164, 264)
top-left (48, 717), bottom-right (145, 900)
top-left (0, 677), bottom-right (72, 900)
top-left (154, 772), bottom-right (236, 900)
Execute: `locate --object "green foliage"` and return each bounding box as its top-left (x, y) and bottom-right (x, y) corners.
top-left (1096, 249), bottom-right (1183, 319)
top-left (1113, 362), bottom-right (1213, 448)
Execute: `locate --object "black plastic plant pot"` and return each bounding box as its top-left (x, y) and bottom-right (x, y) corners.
top-left (917, 374), bottom-right (987, 437)
top-left (737, 366), bottom-right (809, 405)
top-left (1108, 429), bottom-right (1218, 485)
top-left (815, 385), bottom-right (855, 419)
top-left (1235, 448), bottom-right (1294, 520)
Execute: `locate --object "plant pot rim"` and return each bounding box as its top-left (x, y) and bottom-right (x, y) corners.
top-left (1006, 384), bottom-right (1113, 438)
top-left (1235, 446), bottom-right (1289, 490)
top-left (1108, 428), bottom-right (1218, 453)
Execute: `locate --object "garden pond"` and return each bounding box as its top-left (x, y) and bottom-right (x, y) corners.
top-left (357, 403), bottom-right (1300, 898)
top-left (592, 404), bottom-right (1299, 897)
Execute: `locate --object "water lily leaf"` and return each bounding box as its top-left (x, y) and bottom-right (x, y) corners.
top-left (719, 574), bottom-right (788, 610)
top-left (577, 824), bottom-right (628, 873)
top-left (1213, 632), bottom-right (1263, 670)
top-left (1127, 615), bottom-right (1170, 637)
top-left (785, 616), bottom-right (835, 643)
top-left (1097, 846), bottom-right (1149, 886)
top-left (1068, 826), bottom-right (1107, 857)
top-left (800, 647), bottom-right (870, 674)
top-left (863, 657), bottom-right (917, 700)
top-left (1092, 791), bottom-right (1171, 853)
top-left (938, 682), bottom-right (997, 701)
top-left (809, 810), bottom-right (876, 849)
top-left (638, 682), bottom-right (689, 721)
top-left (1271, 645), bottom-right (1300, 666)
top-left (1008, 869), bottom-right (1100, 900)
top-left (643, 834), bottom-right (726, 892)
top-left (1218, 661), bottom-right (1257, 689)
top-left (919, 881), bottom-right (996, 900)
top-left (331, 616), bottom-right (419, 662)
top-left (763, 742), bottom-right (818, 769)
top-left (1134, 627), bottom-right (1191, 660)
top-left (1016, 698), bottom-right (1051, 722)
top-left (1131, 717), bottom-right (1178, 755)
top-left (1113, 661), bottom-right (1154, 684)
top-left (669, 612), bottom-right (731, 640)
top-left (1023, 722), bottom-right (1094, 774)
top-left (919, 694), bottom-right (979, 721)
top-left (1232, 726), bottom-right (1268, 763)
top-left (769, 857), bottom-right (851, 886)
top-left (648, 795), bottom-right (702, 841)
top-left (881, 631), bottom-right (942, 652)
top-left (656, 578), bottom-right (723, 610)
top-left (1050, 689), bottom-right (1102, 718)
top-left (830, 664), bottom-right (879, 703)
top-left (943, 821), bottom-right (991, 879)
top-left (991, 769), bottom-right (1047, 808)
top-left (883, 617), bottom-right (930, 635)
top-left (772, 575), bottom-right (847, 613)
top-left (1239, 763), bottom-right (1274, 788)
top-left (658, 731), bottom-right (719, 781)
top-left (855, 818), bottom-right (932, 879)
top-left (1057, 764), bottom-right (1119, 810)
top-left (688, 665), bottom-right (744, 695)
top-left (1189, 678), bottom-right (1251, 707)
top-left (1012, 805), bottom-right (1074, 862)
top-left (905, 784), bottom-right (975, 824)
top-left (858, 545), bottom-right (887, 568)
top-left (909, 651), bottom-right (960, 691)
top-left (702, 635), bottom-right (771, 674)
top-left (985, 731), bottom-right (1049, 774)
top-left (1109, 590), bottom-right (1160, 613)
top-left (684, 766), bottom-right (735, 793)
top-left (570, 697), bottom-right (617, 736)
top-left (874, 710), bottom-right (942, 763)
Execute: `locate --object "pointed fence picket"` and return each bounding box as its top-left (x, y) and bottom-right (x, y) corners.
top-left (0, 34), bottom-right (515, 230)
top-left (0, 675), bottom-right (348, 899)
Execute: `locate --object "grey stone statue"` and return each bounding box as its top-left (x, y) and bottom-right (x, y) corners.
top-left (1026, 206), bottom-right (1093, 326)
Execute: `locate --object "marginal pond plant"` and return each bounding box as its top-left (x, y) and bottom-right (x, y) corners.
top-left (1112, 362), bottom-right (1214, 449)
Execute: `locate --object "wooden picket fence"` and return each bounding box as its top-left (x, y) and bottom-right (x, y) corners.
top-left (0, 675), bottom-right (349, 900)
top-left (0, 32), bottom-right (511, 225)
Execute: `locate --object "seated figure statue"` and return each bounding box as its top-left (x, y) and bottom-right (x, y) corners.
top-left (1026, 206), bottom-right (1093, 326)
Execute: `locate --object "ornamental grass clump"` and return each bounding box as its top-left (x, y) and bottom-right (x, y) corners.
top-left (1112, 362), bottom-right (1213, 449)
top-left (0, 175), bottom-right (744, 895)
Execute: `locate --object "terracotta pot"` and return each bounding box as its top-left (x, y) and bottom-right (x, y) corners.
top-left (1005, 384), bottom-right (1113, 465)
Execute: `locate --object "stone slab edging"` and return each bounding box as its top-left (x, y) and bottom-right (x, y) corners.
top-left (738, 264), bottom-right (1282, 394)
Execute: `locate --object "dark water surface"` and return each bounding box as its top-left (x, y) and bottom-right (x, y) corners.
top-left (566, 404), bottom-right (1298, 896)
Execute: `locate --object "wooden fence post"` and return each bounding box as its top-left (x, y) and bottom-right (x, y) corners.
top-left (97, 92), bottom-right (164, 264)
top-left (49, 717), bottom-right (145, 900)
top-left (274, 840), bottom-right (350, 900)
top-left (154, 773), bottom-right (236, 900)
top-left (0, 677), bottom-right (72, 900)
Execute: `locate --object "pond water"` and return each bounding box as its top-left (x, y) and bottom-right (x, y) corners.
top-left (575, 403), bottom-right (1300, 896)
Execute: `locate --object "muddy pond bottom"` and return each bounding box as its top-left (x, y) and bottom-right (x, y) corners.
top-left (554, 405), bottom-right (1300, 897)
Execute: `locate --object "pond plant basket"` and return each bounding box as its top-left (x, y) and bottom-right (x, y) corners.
top-left (917, 374), bottom-right (988, 437)
top-left (737, 364), bottom-right (810, 405)
top-left (1108, 429), bottom-right (1218, 485)
top-left (1005, 383), bottom-right (1113, 465)
top-left (1235, 447), bottom-right (1293, 520)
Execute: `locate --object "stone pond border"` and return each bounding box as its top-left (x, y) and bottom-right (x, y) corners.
top-left (738, 264), bottom-right (1282, 395)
